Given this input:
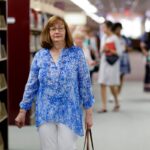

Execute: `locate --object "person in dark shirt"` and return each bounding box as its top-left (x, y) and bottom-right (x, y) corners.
top-left (140, 31), bottom-right (150, 92)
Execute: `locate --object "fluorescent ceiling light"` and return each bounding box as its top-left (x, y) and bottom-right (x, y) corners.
top-left (87, 12), bottom-right (105, 24)
top-left (70, 0), bottom-right (104, 24)
top-left (65, 13), bottom-right (87, 25)
top-left (70, 0), bottom-right (97, 13)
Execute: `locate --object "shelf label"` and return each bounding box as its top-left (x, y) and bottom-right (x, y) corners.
top-left (7, 17), bottom-right (16, 24)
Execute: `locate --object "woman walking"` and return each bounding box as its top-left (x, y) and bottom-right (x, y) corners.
top-left (15, 16), bottom-right (94, 150)
top-left (98, 21), bottom-right (122, 112)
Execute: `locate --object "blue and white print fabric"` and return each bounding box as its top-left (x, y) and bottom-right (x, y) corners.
top-left (20, 46), bottom-right (95, 136)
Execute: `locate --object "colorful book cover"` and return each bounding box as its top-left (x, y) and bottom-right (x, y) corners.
top-left (105, 42), bottom-right (116, 55)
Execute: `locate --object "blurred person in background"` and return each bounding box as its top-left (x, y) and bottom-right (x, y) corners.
top-left (84, 28), bottom-right (100, 80)
top-left (98, 21), bottom-right (123, 113)
top-left (140, 31), bottom-right (150, 92)
top-left (73, 31), bottom-right (97, 82)
top-left (15, 16), bottom-right (94, 150)
top-left (111, 22), bottom-right (131, 100)
top-left (89, 31), bottom-right (100, 81)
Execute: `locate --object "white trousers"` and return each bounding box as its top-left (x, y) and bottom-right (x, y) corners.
top-left (38, 123), bottom-right (78, 150)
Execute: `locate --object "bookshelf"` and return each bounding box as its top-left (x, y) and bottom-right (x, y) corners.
top-left (8, 0), bottom-right (30, 127)
top-left (0, 0), bottom-right (8, 149)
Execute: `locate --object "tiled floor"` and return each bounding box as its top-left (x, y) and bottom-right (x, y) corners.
top-left (9, 81), bottom-right (150, 150)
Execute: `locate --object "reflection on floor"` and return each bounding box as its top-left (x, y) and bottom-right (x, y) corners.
top-left (9, 82), bottom-right (150, 150)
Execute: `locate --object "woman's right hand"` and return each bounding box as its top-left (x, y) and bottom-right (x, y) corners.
top-left (15, 109), bottom-right (26, 128)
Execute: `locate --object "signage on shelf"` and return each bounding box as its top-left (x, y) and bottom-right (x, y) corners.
top-left (7, 17), bottom-right (16, 24)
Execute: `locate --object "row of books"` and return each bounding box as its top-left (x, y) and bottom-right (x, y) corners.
top-left (0, 102), bottom-right (7, 123)
top-left (0, 132), bottom-right (4, 150)
top-left (0, 74), bottom-right (7, 90)
top-left (30, 9), bottom-right (49, 30)
top-left (30, 34), bottom-right (41, 53)
top-left (0, 15), bottom-right (6, 28)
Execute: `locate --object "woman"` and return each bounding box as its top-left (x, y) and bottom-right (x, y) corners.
top-left (73, 31), bottom-right (97, 81)
top-left (112, 22), bottom-right (131, 98)
top-left (15, 16), bottom-right (94, 150)
top-left (98, 21), bottom-right (122, 112)
top-left (140, 31), bottom-right (150, 92)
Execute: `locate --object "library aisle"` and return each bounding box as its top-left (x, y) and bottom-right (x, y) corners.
top-left (9, 81), bottom-right (150, 150)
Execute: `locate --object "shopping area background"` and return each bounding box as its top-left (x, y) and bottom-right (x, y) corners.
top-left (0, 0), bottom-right (150, 149)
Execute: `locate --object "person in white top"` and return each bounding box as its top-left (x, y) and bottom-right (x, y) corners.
top-left (73, 32), bottom-right (97, 79)
top-left (112, 22), bottom-right (131, 99)
top-left (98, 21), bottom-right (123, 112)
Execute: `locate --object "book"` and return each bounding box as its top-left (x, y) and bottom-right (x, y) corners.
top-left (30, 34), bottom-right (36, 52)
top-left (0, 74), bottom-right (7, 89)
top-left (37, 13), bottom-right (42, 30)
top-left (0, 132), bottom-right (4, 150)
top-left (35, 35), bottom-right (41, 50)
top-left (0, 45), bottom-right (7, 59)
top-left (0, 102), bottom-right (8, 122)
top-left (0, 15), bottom-right (6, 28)
top-left (105, 42), bottom-right (116, 56)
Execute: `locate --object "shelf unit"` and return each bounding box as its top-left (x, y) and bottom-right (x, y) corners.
top-left (8, 0), bottom-right (30, 127)
top-left (0, 0), bottom-right (8, 149)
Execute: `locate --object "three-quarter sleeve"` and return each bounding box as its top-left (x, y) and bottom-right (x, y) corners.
top-left (19, 53), bottom-right (39, 110)
top-left (77, 48), bottom-right (95, 109)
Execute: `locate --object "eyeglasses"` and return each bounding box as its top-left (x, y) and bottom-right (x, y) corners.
top-left (49, 26), bottom-right (65, 32)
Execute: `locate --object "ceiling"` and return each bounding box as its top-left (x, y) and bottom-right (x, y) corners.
top-left (50, 0), bottom-right (150, 15)
top-left (47, 0), bottom-right (150, 29)
top-left (91, 0), bottom-right (150, 16)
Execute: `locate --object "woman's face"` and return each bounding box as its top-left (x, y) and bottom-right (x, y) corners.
top-left (103, 24), bottom-right (110, 34)
top-left (115, 27), bottom-right (122, 36)
top-left (49, 20), bottom-right (66, 43)
top-left (74, 36), bottom-right (84, 48)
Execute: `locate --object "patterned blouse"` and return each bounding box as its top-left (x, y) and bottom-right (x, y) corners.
top-left (20, 46), bottom-right (95, 136)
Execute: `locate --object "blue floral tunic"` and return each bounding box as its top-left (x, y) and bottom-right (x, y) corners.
top-left (20, 46), bottom-right (95, 136)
